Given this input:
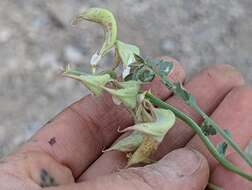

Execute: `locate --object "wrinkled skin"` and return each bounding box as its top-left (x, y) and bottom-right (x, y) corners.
top-left (0, 57), bottom-right (252, 190)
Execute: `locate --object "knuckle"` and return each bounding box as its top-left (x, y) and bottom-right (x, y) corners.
top-left (204, 63), bottom-right (244, 84)
top-left (229, 85), bottom-right (252, 100)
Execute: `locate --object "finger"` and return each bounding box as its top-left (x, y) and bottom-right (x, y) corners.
top-left (0, 151), bottom-right (74, 188)
top-left (48, 148), bottom-right (209, 190)
top-left (79, 64), bottom-right (244, 181)
top-left (187, 86), bottom-right (252, 169)
top-left (17, 57), bottom-right (185, 178)
top-left (210, 151), bottom-right (252, 189)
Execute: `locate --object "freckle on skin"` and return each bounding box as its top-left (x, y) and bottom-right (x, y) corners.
top-left (48, 137), bottom-right (56, 146)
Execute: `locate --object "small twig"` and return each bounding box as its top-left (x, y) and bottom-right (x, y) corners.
top-left (157, 72), bottom-right (252, 169)
top-left (145, 93), bottom-right (252, 181)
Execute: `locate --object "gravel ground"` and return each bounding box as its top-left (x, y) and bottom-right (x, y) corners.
top-left (0, 0), bottom-right (252, 157)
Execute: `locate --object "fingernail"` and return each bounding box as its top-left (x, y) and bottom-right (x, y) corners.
top-left (157, 148), bottom-right (204, 177)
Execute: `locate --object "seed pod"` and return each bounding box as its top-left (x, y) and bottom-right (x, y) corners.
top-left (121, 108), bottom-right (176, 143)
top-left (127, 135), bottom-right (159, 167)
top-left (72, 8), bottom-right (117, 73)
top-left (102, 81), bottom-right (140, 109)
top-left (63, 66), bottom-right (112, 95)
top-left (106, 108), bottom-right (176, 166)
top-left (104, 131), bottom-right (144, 152)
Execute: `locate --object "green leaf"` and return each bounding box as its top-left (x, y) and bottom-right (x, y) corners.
top-left (125, 66), bottom-right (144, 82)
top-left (146, 58), bottom-right (174, 78)
top-left (216, 129), bottom-right (232, 156)
top-left (135, 67), bottom-right (155, 82)
top-left (63, 66), bottom-right (112, 95)
top-left (217, 129), bottom-right (232, 156)
top-left (124, 55), bottom-right (156, 82)
top-left (134, 54), bottom-right (145, 64)
top-left (103, 81), bottom-right (140, 109)
top-left (120, 108), bottom-right (176, 142)
top-left (173, 83), bottom-right (196, 105)
top-left (126, 57), bottom-right (174, 83)
top-left (217, 142), bottom-right (228, 157)
top-left (116, 40), bottom-right (140, 78)
top-left (201, 119), bottom-right (217, 136)
top-left (124, 73), bottom-right (134, 81)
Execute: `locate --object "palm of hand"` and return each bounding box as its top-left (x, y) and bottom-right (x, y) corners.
top-left (0, 59), bottom-right (251, 190)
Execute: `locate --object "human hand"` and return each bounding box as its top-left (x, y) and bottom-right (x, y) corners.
top-left (0, 57), bottom-right (251, 190)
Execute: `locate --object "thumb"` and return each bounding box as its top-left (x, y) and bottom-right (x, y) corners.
top-left (48, 148), bottom-right (209, 190)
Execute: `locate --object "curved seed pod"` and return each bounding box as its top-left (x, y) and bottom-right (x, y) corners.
top-left (72, 8), bottom-right (117, 72)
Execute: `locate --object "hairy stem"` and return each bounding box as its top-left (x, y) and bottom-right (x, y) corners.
top-left (160, 75), bottom-right (252, 169)
top-left (145, 93), bottom-right (252, 181)
top-left (195, 104), bottom-right (252, 168)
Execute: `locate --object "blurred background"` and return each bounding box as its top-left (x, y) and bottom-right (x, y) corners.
top-left (0, 0), bottom-right (252, 158)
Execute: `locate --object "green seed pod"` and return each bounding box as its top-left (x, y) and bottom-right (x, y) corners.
top-left (104, 131), bottom-right (144, 152)
top-left (63, 66), bottom-right (112, 96)
top-left (72, 8), bottom-right (117, 73)
top-left (102, 81), bottom-right (140, 109)
top-left (106, 108), bottom-right (176, 166)
top-left (121, 108), bottom-right (176, 143)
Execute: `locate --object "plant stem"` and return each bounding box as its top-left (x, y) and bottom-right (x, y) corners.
top-left (194, 104), bottom-right (252, 168)
top-left (160, 76), bottom-right (252, 169)
top-left (145, 93), bottom-right (252, 181)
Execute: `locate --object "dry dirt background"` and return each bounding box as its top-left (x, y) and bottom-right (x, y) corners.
top-left (0, 0), bottom-right (252, 157)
